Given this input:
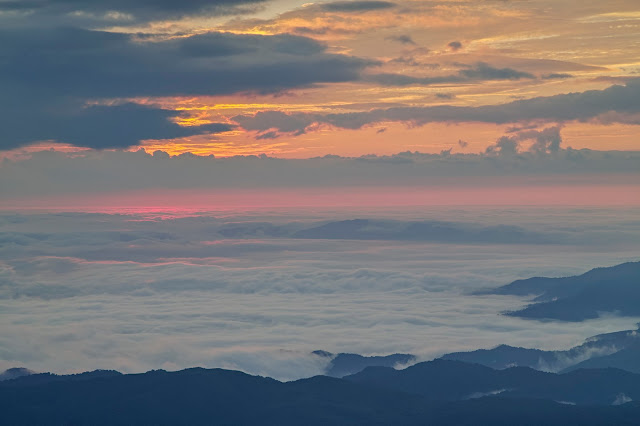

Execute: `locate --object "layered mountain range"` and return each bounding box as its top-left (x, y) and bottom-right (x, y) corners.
top-left (2, 362), bottom-right (640, 425)
top-left (484, 261), bottom-right (640, 321)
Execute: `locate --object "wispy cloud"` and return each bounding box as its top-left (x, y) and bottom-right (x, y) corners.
top-left (234, 80), bottom-right (640, 135)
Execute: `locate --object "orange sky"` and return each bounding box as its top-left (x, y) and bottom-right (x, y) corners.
top-left (137, 121), bottom-right (640, 159)
top-left (1, 0), bottom-right (639, 158)
top-left (118, 0), bottom-right (640, 157)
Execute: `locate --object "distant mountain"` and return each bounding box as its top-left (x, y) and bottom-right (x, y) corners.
top-left (218, 222), bottom-right (294, 238)
top-left (0, 367), bottom-right (34, 381)
top-left (441, 326), bottom-right (640, 372)
top-left (345, 359), bottom-right (640, 405)
top-left (213, 218), bottom-right (560, 245)
top-left (313, 351), bottom-right (416, 377)
top-left (292, 219), bottom-right (548, 244)
top-left (562, 340), bottom-right (640, 374)
top-left (486, 261), bottom-right (640, 321)
top-left (2, 369), bottom-right (122, 386)
top-left (441, 345), bottom-right (561, 370)
top-left (346, 359), bottom-right (547, 401)
top-left (2, 366), bottom-right (640, 425)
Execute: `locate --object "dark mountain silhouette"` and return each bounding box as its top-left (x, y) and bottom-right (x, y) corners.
top-left (562, 340), bottom-right (640, 374)
top-left (441, 326), bottom-right (640, 372)
top-left (441, 345), bottom-right (560, 370)
top-left (3, 369), bottom-right (122, 386)
top-left (0, 367), bottom-right (35, 381)
top-left (313, 351), bottom-right (416, 377)
top-left (485, 261), bottom-right (640, 321)
top-left (2, 366), bottom-right (640, 425)
top-left (346, 359), bottom-right (544, 401)
top-left (345, 359), bottom-right (640, 405)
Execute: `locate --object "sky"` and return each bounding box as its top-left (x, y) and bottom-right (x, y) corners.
top-left (0, 0), bottom-right (639, 159)
top-left (0, 0), bottom-right (639, 380)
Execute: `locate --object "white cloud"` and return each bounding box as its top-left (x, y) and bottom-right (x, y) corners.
top-left (0, 209), bottom-right (638, 380)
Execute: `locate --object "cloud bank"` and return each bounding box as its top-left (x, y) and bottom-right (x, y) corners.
top-left (0, 27), bottom-right (370, 150)
top-left (4, 143), bottom-right (639, 198)
top-left (234, 80), bottom-right (640, 136)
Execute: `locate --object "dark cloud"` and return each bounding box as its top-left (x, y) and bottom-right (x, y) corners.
top-left (1, 28), bottom-right (363, 99)
top-left (255, 131), bottom-right (280, 140)
top-left (505, 124), bottom-right (540, 133)
top-left (0, 0), bottom-right (267, 23)
top-left (516, 126), bottom-right (563, 153)
top-left (365, 62), bottom-right (535, 86)
top-left (234, 80), bottom-right (640, 134)
top-left (458, 62), bottom-right (535, 80)
top-left (320, 1), bottom-right (396, 12)
top-left (365, 73), bottom-right (461, 86)
top-left (2, 102), bottom-right (234, 150)
top-left (388, 57), bottom-right (437, 68)
top-left (435, 93), bottom-right (455, 100)
top-left (485, 136), bottom-right (519, 156)
top-left (542, 73), bottom-right (573, 80)
top-left (458, 140), bottom-right (469, 148)
top-left (234, 111), bottom-right (316, 135)
top-left (591, 111), bottom-right (640, 125)
top-left (386, 34), bottom-right (416, 45)
top-left (592, 76), bottom-right (639, 84)
top-left (0, 27), bottom-right (371, 150)
top-left (485, 126), bottom-right (562, 155)
top-left (448, 41), bottom-right (463, 51)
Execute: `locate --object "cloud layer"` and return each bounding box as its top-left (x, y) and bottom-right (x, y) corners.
top-left (6, 141), bottom-right (640, 198)
top-left (1, 209), bottom-right (639, 379)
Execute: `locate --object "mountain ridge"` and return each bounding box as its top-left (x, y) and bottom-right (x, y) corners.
top-left (485, 261), bottom-right (640, 321)
top-left (2, 364), bottom-right (640, 425)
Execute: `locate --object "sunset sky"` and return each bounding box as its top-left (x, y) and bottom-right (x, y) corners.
top-left (1, 0), bottom-right (639, 159)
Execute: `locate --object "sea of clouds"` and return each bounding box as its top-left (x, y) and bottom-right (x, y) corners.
top-left (1, 206), bottom-right (639, 380)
